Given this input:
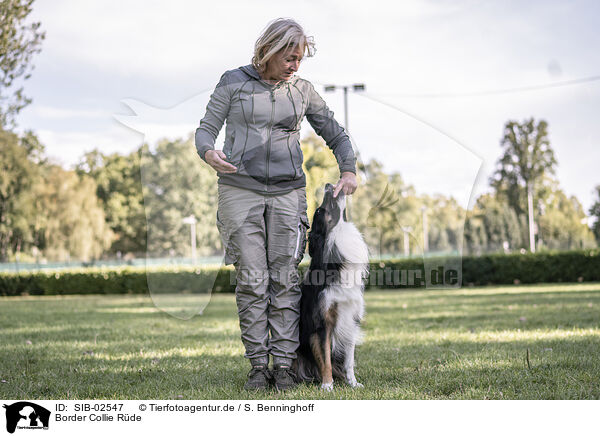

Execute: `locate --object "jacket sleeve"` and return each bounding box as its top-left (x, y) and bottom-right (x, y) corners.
top-left (195, 72), bottom-right (231, 162)
top-left (305, 82), bottom-right (356, 174)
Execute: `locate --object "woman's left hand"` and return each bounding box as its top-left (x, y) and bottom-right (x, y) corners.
top-left (333, 171), bottom-right (358, 197)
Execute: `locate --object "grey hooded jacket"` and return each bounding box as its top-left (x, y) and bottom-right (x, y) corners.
top-left (195, 64), bottom-right (356, 194)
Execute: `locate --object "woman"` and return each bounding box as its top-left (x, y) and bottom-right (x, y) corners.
top-left (195, 17), bottom-right (358, 391)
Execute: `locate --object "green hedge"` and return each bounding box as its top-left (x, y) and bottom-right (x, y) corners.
top-left (1, 249), bottom-right (599, 297)
top-left (369, 249), bottom-right (600, 288)
top-left (0, 266), bottom-right (235, 297)
top-left (460, 249), bottom-right (600, 285)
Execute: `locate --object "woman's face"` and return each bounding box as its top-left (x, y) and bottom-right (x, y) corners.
top-left (263, 45), bottom-right (303, 82)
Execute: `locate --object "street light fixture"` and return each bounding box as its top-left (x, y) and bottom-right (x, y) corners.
top-left (182, 215), bottom-right (197, 262)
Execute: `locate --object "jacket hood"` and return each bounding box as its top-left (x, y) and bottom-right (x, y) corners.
top-left (239, 64), bottom-right (299, 85)
top-left (239, 64), bottom-right (261, 80)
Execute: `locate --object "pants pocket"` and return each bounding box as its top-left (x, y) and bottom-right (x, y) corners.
top-left (293, 214), bottom-right (310, 265)
top-left (216, 211), bottom-right (239, 265)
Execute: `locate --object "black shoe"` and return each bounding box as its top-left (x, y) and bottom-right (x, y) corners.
top-left (244, 365), bottom-right (271, 391)
top-left (272, 364), bottom-right (297, 392)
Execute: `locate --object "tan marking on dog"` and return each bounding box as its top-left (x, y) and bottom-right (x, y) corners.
top-left (310, 333), bottom-right (325, 379)
top-left (321, 303), bottom-right (338, 386)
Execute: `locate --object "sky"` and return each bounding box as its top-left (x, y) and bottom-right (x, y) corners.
top-left (15, 0), bottom-right (600, 214)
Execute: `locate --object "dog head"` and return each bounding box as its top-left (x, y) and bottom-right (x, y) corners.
top-left (308, 183), bottom-right (347, 260)
top-left (314, 183), bottom-right (347, 230)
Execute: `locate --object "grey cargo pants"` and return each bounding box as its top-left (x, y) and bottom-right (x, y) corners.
top-left (216, 184), bottom-right (309, 367)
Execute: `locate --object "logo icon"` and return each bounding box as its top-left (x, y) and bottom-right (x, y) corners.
top-left (3, 402), bottom-right (50, 434)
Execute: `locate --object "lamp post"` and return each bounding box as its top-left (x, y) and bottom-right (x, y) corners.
top-left (527, 183), bottom-right (536, 253)
top-left (324, 83), bottom-right (366, 222)
top-left (323, 83), bottom-right (366, 134)
top-left (421, 206), bottom-right (429, 253)
top-left (401, 226), bottom-right (412, 257)
top-left (182, 215), bottom-right (197, 262)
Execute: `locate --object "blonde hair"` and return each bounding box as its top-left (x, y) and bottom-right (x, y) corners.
top-left (252, 18), bottom-right (316, 74)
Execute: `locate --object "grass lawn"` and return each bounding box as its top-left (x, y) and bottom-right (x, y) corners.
top-left (1, 283), bottom-right (599, 400)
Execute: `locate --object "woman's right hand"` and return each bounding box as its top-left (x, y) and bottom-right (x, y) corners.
top-left (205, 150), bottom-right (237, 173)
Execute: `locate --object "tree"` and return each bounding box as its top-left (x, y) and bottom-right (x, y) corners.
top-left (0, 128), bottom-right (38, 260)
top-left (19, 128), bottom-right (45, 163)
top-left (140, 135), bottom-right (220, 257)
top-left (76, 148), bottom-right (146, 255)
top-left (355, 160), bottom-right (423, 257)
top-left (474, 193), bottom-right (525, 252)
top-left (536, 187), bottom-right (596, 250)
top-left (359, 161), bottom-right (411, 256)
top-left (590, 185), bottom-right (600, 244)
top-left (490, 118), bottom-right (557, 252)
top-left (423, 195), bottom-right (464, 254)
top-left (34, 165), bottom-right (113, 261)
top-left (0, 0), bottom-right (45, 129)
top-left (463, 213), bottom-right (487, 256)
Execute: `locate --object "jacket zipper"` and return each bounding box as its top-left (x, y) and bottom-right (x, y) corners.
top-left (266, 87), bottom-right (275, 189)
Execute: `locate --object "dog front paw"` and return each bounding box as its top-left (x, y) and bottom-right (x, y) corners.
top-left (321, 382), bottom-right (333, 391)
top-left (347, 377), bottom-right (364, 388)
